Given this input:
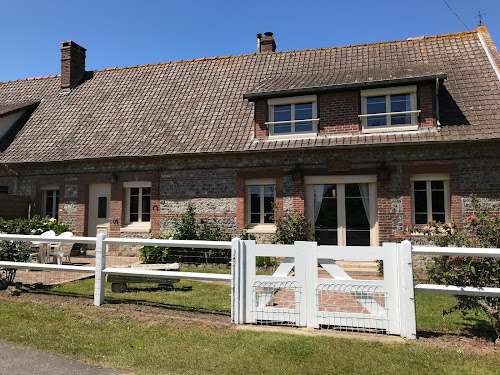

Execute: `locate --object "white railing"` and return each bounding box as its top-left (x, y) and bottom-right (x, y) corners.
top-left (412, 245), bottom-right (500, 297)
top-left (0, 233), bottom-right (234, 311)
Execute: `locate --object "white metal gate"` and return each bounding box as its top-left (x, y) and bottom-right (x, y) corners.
top-left (232, 240), bottom-right (416, 339)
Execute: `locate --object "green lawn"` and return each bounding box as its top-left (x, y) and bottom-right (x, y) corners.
top-left (35, 278), bottom-right (496, 337)
top-left (0, 300), bottom-right (499, 375)
top-left (43, 278), bottom-right (231, 315)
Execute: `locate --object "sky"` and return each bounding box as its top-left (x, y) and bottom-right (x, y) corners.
top-left (0, 0), bottom-right (499, 82)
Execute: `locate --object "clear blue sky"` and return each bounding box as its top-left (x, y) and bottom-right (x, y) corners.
top-left (0, 0), bottom-right (499, 82)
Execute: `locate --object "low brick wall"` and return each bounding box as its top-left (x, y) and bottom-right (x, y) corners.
top-left (0, 195), bottom-right (29, 220)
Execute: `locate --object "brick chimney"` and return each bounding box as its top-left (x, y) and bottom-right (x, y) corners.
top-left (60, 40), bottom-right (86, 92)
top-left (258, 32), bottom-right (276, 53)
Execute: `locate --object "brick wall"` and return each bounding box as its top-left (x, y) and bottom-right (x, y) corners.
top-left (319, 91), bottom-right (359, 135)
top-left (1, 141), bottom-right (498, 254)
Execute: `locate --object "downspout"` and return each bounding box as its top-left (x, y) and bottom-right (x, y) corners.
top-left (435, 78), bottom-right (441, 130)
top-left (3, 164), bottom-right (18, 195)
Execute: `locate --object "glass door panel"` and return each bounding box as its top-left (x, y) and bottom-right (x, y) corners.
top-left (345, 183), bottom-right (371, 246)
top-left (314, 184), bottom-right (338, 245)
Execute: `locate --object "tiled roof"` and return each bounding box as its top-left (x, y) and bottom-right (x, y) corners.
top-left (0, 27), bottom-right (499, 163)
top-left (0, 100), bottom-right (39, 116)
top-left (244, 65), bottom-right (447, 99)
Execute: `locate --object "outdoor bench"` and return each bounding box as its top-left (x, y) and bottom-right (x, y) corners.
top-left (106, 263), bottom-right (180, 293)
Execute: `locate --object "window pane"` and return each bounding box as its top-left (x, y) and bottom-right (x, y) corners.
top-left (390, 94), bottom-right (411, 112)
top-left (98, 197), bottom-right (107, 218)
top-left (367, 116), bottom-right (387, 127)
top-left (414, 190), bottom-right (427, 213)
top-left (295, 122), bottom-right (313, 133)
top-left (346, 231), bottom-right (371, 246)
top-left (250, 214), bottom-right (260, 223)
top-left (273, 124), bottom-right (292, 134)
top-left (130, 195), bottom-right (139, 222)
top-left (250, 186), bottom-right (260, 214)
top-left (142, 194), bottom-right (151, 222)
top-left (345, 198), bottom-right (370, 230)
top-left (45, 195), bottom-right (53, 217)
top-left (142, 187), bottom-right (151, 196)
top-left (263, 214), bottom-right (273, 223)
top-left (431, 181), bottom-right (444, 190)
top-left (263, 185), bottom-right (275, 214)
top-left (273, 105), bottom-right (291, 122)
top-left (366, 96), bottom-right (386, 114)
top-left (0, 186), bottom-right (8, 194)
top-left (433, 214), bottom-right (446, 223)
top-left (413, 181), bottom-right (426, 190)
top-left (316, 230), bottom-right (338, 246)
top-left (130, 188), bottom-right (139, 196)
top-left (315, 197), bottom-right (337, 229)
top-left (431, 190), bottom-right (445, 213)
top-left (415, 214), bottom-right (428, 225)
top-left (391, 114), bottom-right (411, 125)
top-left (54, 191), bottom-right (59, 220)
top-left (295, 103), bottom-right (312, 120)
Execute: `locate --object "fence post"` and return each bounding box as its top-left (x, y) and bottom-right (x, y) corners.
top-left (397, 240), bottom-right (417, 339)
top-left (231, 237), bottom-right (241, 324)
top-left (300, 241), bottom-right (319, 328)
top-left (94, 233), bottom-right (106, 306)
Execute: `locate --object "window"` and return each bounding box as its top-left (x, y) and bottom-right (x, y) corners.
top-left (411, 174), bottom-right (450, 225)
top-left (267, 95), bottom-right (318, 137)
top-left (245, 179), bottom-right (275, 230)
top-left (360, 85), bottom-right (419, 133)
top-left (305, 175), bottom-right (378, 246)
top-left (41, 186), bottom-right (59, 219)
top-left (124, 182), bottom-right (151, 226)
top-left (0, 186), bottom-right (8, 194)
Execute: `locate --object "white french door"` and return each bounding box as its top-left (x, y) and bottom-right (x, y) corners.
top-left (305, 176), bottom-right (378, 246)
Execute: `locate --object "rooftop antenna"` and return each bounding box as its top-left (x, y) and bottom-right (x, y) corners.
top-left (477, 11), bottom-right (486, 26)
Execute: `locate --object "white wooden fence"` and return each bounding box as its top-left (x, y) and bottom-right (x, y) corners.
top-left (1, 233), bottom-right (499, 340)
top-left (232, 240), bottom-right (416, 339)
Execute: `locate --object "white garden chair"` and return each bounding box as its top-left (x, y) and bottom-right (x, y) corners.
top-left (49, 231), bottom-right (74, 265)
top-left (30, 230), bottom-right (56, 264)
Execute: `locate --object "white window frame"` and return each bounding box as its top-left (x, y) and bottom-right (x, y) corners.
top-left (410, 174), bottom-right (450, 225)
top-left (40, 185), bottom-right (60, 220)
top-left (360, 85), bottom-right (419, 133)
top-left (123, 181), bottom-right (152, 231)
top-left (245, 178), bottom-right (276, 233)
top-left (305, 175), bottom-right (379, 246)
top-left (267, 95), bottom-right (319, 139)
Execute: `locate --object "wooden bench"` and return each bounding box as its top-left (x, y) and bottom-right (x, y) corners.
top-left (107, 263), bottom-right (180, 293)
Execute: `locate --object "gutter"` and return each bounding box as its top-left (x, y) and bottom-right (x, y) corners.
top-left (435, 78), bottom-right (441, 130)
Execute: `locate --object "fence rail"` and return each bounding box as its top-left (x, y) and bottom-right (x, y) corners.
top-left (0, 233), bottom-right (234, 307)
top-left (412, 245), bottom-right (500, 298)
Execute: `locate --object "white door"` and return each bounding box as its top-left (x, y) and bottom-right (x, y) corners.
top-left (88, 184), bottom-right (111, 238)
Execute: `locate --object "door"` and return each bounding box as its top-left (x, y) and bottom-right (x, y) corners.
top-left (88, 184), bottom-right (111, 238)
top-left (306, 176), bottom-right (378, 246)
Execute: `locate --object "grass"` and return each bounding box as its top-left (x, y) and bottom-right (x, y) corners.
top-left (41, 278), bottom-right (231, 315)
top-left (0, 300), bottom-right (499, 375)
top-left (415, 292), bottom-right (495, 337)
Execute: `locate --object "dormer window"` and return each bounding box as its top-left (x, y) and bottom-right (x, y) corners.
top-left (266, 95), bottom-right (318, 137)
top-left (360, 85), bottom-right (419, 133)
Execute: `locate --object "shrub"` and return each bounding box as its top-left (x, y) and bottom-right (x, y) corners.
top-left (0, 240), bottom-right (31, 285)
top-left (0, 215), bottom-right (73, 235)
top-left (272, 207), bottom-right (313, 245)
top-left (413, 195), bottom-right (500, 339)
top-left (139, 203), bottom-right (231, 264)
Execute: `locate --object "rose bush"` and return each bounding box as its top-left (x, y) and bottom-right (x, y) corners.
top-left (413, 195), bottom-right (500, 339)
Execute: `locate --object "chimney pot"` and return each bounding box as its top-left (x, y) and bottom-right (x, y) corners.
top-left (60, 40), bottom-right (86, 92)
top-left (259, 31), bottom-right (276, 53)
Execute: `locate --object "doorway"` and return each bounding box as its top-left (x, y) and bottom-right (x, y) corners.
top-left (88, 184), bottom-right (111, 238)
top-left (305, 176), bottom-right (378, 246)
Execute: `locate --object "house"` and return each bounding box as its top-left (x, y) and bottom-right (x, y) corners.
top-left (0, 28), bottom-right (499, 253)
